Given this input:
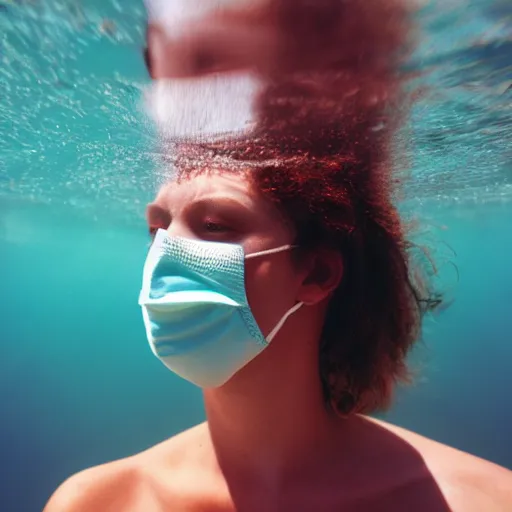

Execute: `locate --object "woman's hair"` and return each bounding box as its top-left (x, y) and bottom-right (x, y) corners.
top-left (173, 0), bottom-right (443, 415)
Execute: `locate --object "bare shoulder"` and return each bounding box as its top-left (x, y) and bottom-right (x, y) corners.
top-left (43, 423), bottom-right (210, 512)
top-left (369, 417), bottom-right (512, 511)
top-left (43, 456), bottom-right (148, 512)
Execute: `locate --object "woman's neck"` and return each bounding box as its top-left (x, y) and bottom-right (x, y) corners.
top-left (202, 322), bottom-right (345, 485)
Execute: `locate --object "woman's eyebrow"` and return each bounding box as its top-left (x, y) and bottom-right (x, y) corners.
top-left (188, 196), bottom-right (255, 213)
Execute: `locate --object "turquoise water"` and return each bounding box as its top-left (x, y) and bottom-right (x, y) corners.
top-left (1, 1), bottom-right (511, 511)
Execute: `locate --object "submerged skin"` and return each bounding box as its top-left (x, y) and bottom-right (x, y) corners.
top-left (45, 173), bottom-right (512, 512)
top-left (45, 420), bottom-right (512, 512)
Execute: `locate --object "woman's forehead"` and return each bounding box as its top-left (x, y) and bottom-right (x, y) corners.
top-left (154, 170), bottom-right (257, 207)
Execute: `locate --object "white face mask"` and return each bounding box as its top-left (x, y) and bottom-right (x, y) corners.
top-left (139, 229), bottom-right (304, 388)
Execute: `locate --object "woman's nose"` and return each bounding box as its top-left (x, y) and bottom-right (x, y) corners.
top-left (165, 221), bottom-right (196, 241)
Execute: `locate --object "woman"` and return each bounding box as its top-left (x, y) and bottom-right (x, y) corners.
top-left (45, 0), bottom-right (512, 510)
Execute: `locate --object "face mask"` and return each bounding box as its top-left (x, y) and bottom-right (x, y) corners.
top-left (138, 229), bottom-right (304, 388)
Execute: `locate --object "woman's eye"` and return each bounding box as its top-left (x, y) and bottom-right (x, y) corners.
top-left (204, 221), bottom-right (230, 233)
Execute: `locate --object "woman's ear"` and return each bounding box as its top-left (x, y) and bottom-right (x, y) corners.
top-left (296, 249), bottom-right (343, 305)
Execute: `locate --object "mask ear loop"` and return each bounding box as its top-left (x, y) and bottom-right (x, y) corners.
top-left (266, 302), bottom-right (304, 343)
top-left (245, 243), bottom-right (302, 342)
top-left (245, 244), bottom-right (298, 259)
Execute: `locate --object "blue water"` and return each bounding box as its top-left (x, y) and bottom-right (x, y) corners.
top-left (1, 1), bottom-right (511, 511)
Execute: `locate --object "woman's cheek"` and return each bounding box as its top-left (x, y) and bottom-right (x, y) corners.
top-left (244, 258), bottom-right (297, 337)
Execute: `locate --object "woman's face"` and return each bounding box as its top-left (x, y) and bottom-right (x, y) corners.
top-left (146, 171), bottom-right (310, 339)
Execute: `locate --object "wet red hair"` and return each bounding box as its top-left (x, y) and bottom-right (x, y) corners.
top-left (154, 0), bottom-right (442, 415)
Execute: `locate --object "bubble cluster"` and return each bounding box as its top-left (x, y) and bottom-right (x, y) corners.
top-left (0, 0), bottom-right (510, 230)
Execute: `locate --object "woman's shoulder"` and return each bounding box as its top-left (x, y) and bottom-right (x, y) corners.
top-left (43, 456), bottom-right (147, 512)
top-left (43, 423), bottom-right (210, 512)
top-left (368, 417), bottom-right (512, 511)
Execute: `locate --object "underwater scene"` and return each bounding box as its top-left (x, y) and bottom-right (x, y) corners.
top-left (0, 0), bottom-right (511, 510)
